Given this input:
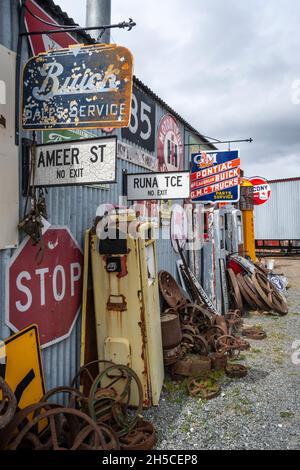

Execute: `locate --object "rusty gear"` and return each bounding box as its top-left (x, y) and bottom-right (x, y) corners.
top-left (242, 327), bottom-right (267, 340)
top-left (119, 419), bottom-right (156, 450)
top-left (227, 268), bottom-right (243, 312)
top-left (225, 363), bottom-right (248, 378)
top-left (187, 377), bottom-right (221, 399)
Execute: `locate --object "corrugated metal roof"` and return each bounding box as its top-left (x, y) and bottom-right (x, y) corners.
top-left (268, 176), bottom-right (300, 184)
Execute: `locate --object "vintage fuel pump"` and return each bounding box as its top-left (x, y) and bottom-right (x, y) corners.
top-left (90, 211), bottom-right (164, 407)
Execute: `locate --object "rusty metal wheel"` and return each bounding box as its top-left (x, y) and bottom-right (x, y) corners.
top-left (158, 271), bottom-right (187, 309)
top-left (225, 364), bottom-right (248, 379)
top-left (187, 377), bottom-right (221, 399)
top-left (0, 377), bottom-right (17, 430)
top-left (179, 303), bottom-right (212, 332)
top-left (88, 365), bottom-right (143, 437)
top-left (193, 335), bottom-right (209, 355)
top-left (71, 360), bottom-right (114, 394)
top-left (225, 310), bottom-right (243, 333)
top-left (120, 419), bottom-right (156, 450)
top-left (236, 273), bottom-right (260, 309)
top-left (205, 325), bottom-right (227, 350)
top-left (243, 275), bottom-right (270, 311)
top-left (227, 268), bottom-right (244, 312)
top-left (41, 386), bottom-right (86, 410)
top-left (242, 327), bottom-right (267, 340)
top-left (215, 335), bottom-right (241, 358)
top-left (5, 406), bottom-right (119, 450)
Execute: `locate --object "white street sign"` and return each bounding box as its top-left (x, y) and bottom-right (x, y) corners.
top-left (127, 171), bottom-right (190, 200)
top-left (34, 136), bottom-right (117, 187)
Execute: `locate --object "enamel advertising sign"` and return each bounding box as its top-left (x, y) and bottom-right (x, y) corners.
top-left (190, 149), bottom-right (240, 203)
top-left (247, 176), bottom-right (271, 205)
top-left (22, 44), bottom-right (133, 130)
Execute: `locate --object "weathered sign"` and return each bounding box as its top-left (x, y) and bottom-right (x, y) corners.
top-left (248, 176), bottom-right (271, 206)
top-left (0, 45), bottom-right (19, 250)
top-left (190, 150), bottom-right (240, 203)
top-left (22, 44), bottom-right (133, 130)
top-left (118, 140), bottom-right (158, 171)
top-left (7, 227), bottom-right (83, 348)
top-left (34, 136), bottom-right (116, 187)
top-left (157, 114), bottom-right (184, 172)
top-left (127, 171), bottom-right (190, 200)
top-left (122, 86), bottom-right (156, 152)
top-left (0, 325), bottom-right (46, 412)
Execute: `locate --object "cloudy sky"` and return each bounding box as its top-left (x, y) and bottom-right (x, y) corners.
top-left (57, 0), bottom-right (300, 179)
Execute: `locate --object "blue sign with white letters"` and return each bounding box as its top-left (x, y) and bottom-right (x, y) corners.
top-left (22, 44), bottom-right (133, 130)
top-left (190, 149), bottom-right (240, 203)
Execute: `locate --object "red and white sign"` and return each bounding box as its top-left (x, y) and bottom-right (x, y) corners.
top-left (157, 114), bottom-right (184, 172)
top-left (6, 227), bottom-right (83, 348)
top-left (23, 0), bottom-right (78, 55)
top-left (248, 176), bottom-right (271, 206)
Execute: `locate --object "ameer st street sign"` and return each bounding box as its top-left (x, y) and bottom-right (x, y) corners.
top-left (34, 136), bottom-right (117, 187)
top-left (22, 43), bottom-right (133, 130)
top-left (127, 171), bottom-right (190, 201)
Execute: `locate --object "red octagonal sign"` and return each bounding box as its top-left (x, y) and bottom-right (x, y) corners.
top-left (6, 227), bottom-right (83, 348)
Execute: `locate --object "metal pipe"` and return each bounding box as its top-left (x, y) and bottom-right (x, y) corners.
top-left (86, 0), bottom-right (111, 43)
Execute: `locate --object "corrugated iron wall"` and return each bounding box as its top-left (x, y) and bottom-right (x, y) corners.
top-left (0, 0), bottom-right (200, 390)
top-left (254, 180), bottom-right (300, 240)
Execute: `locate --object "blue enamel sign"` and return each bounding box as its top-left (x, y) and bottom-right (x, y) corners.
top-left (190, 149), bottom-right (240, 203)
top-left (22, 44), bottom-right (133, 130)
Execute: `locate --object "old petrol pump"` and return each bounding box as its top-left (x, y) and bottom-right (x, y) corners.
top-left (90, 211), bottom-right (164, 408)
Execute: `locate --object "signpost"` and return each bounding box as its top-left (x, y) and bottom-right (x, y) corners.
top-left (248, 176), bottom-right (271, 206)
top-left (6, 227), bottom-right (83, 348)
top-left (190, 150), bottom-right (240, 203)
top-left (126, 171), bottom-right (190, 201)
top-left (22, 43), bottom-right (133, 130)
top-left (34, 136), bottom-right (117, 187)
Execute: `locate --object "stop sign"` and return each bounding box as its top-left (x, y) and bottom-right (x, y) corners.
top-left (248, 176), bottom-right (271, 206)
top-left (6, 227), bottom-right (83, 348)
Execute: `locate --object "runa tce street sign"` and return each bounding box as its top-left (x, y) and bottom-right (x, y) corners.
top-left (22, 43), bottom-right (133, 130)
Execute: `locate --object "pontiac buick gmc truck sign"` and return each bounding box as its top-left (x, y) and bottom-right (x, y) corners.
top-left (34, 136), bottom-right (117, 187)
top-left (190, 149), bottom-right (240, 203)
top-left (22, 44), bottom-right (133, 130)
top-left (127, 171), bottom-right (190, 200)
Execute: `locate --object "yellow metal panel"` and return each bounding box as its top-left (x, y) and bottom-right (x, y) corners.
top-left (137, 224), bottom-right (164, 406)
top-left (0, 325), bottom-right (46, 410)
top-left (104, 337), bottom-right (131, 366)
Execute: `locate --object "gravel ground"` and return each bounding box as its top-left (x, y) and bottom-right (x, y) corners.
top-left (144, 259), bottom-right (300, 450)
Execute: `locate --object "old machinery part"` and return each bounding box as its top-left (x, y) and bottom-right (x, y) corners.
top-left (41, 386), bottom-right (87, 411)
top-left (88, 365), bottom-right (143, 437)
top-left (236, 273), bottom-right (261, 310)
top-left (243, 274), bottom-right (270, 311)
top-left (252, 272), bottom-right (288, 315)
top-left (225, 364), bottom-right (248, 379)
top-left (214, 315), bottom-right (228, 335)
top-left (163, 344), bottom-right (182, 366)
top-left (170, 354), bottom-right (211, 378)
top-left (158, 271), bottom-right (187, 309)
top-left (227, 268), bottom-right (244, 312)
top-left (161, 310), bottom-right (182, 349)
top-left (0, 378), bottom-right (17, 430)
top-left (5, 406), bottom-right (120, 450)
top-left (242, 327), bottom-right (267, 340)
top-left (225, 310), bottom-right (243, 333)
top-left (205, 325), bottom-right (227, 350)
top-left (193, 335), bottom-right (209, 356)
top-left (187, 377), bottom-right (221, 400)
top-left (210, 352), bottom-right (228, 370)
top-left (119, 419), bottom-right (156, 451)
top-left (179, 303), bottom-right (212, 332)
top-left (215, 335), bottom-right (241, 358)
top-left (235, 337), bottom-right (251, 351)
top-left (71, 360), bottom-right (114, 392)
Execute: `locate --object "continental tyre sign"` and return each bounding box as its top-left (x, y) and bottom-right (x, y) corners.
top-left (22, 44), bottom-right (133, 130)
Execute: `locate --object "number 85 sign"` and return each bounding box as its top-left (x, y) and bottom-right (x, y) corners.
top-left (122, 86), bottom-right (156, 152)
